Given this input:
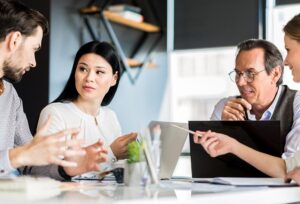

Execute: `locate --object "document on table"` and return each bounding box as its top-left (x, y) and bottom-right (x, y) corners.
top-left (0, 176), bottom-right (61, 200)
top-left (0, 176), bottom-right (60, 191)
top-left (159, 180), bottom-right (236, 193)
top-left (194, 177), bottom-right (297, 187)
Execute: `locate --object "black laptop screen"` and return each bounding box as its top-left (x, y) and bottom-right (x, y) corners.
top-left (189, 121), bottom-right (282, 178)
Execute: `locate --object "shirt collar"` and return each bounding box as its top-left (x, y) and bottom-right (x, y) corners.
top-left (247, 85), bottom-right (282, 120)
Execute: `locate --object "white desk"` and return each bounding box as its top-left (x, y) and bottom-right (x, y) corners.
top-left (1, 180), bottom-right (300, 204)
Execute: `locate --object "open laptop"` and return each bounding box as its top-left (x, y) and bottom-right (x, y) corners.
top-left (148, 121), bottom-right (188, 179)
top-left (189, 121), bottom-right (282, 178)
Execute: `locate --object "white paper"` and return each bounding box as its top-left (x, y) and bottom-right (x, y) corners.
top-left (211, 177), bottom-right (296, 186)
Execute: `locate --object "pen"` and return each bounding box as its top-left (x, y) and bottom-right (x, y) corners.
top-left (171, 124), bottom-right (203, 137)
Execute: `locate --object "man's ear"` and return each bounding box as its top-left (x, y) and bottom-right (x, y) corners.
top-left (6, 31), bottom-right (22, 52)
top-left (110, 72), bottom-right (118, 87)
top-left (271, 65), bottom-right (281, 85)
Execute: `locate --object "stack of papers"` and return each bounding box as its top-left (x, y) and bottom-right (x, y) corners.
top-left (0, 176), bottom-right (61, 200)
top-left (107, 4), bottom-right (143, 22)
top-left (108, 4), bottom-right (142, 13)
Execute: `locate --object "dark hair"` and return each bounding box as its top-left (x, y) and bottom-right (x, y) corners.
top-left (54, 41), bottom-right (122, 106)
top-left (283, 13), bottom-right (300, 42)
top-left (0, 0), bottom-right (49, 42)
top-left (236, 39), bottom-right (284, 86)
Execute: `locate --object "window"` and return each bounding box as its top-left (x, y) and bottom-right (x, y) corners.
top-left (266, 2), bottom-right (300, 90)
top-left (169, 47), bottom-right (237, 164)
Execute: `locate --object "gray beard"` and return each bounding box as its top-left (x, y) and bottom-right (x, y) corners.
top-left (2, 63), bottom-right (23, 83)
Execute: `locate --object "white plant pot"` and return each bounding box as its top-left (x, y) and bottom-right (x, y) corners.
top-left (124, 161), bottom-right (148, 186)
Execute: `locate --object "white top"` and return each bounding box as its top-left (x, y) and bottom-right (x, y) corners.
top-left (285, 151), bottom-right (300, 172)
top-left (210, 86), bottom-right (300, 160)
top-left (37, 102), bottom-right (122, 178)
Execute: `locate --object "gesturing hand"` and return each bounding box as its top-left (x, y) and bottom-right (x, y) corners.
top-left (9, 116), bottom-right (86, 168)
top-left (63, 139), bottom-right (108, 177)
top-left (193, 130), bottom-right (238, 157)
top-left (221, 97), bottom-right (251, 120)
top-left (110, 132), bottom-right (137, 160)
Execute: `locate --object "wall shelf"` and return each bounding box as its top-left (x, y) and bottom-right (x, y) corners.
top-left (80, 7), bottom-right (160, 32)
top-left (79, 1), bottom-right (163, 84)
top-left (126, 58), bottom-right (142, 68)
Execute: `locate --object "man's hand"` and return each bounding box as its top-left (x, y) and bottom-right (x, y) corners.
top-left (63, 140), bottom-right (108, 177)
top-left (221, 97), bottom-right (251, 120)
top-left (9, 116), bottom-right (86, 168)
top-left (110, 133), bottom-right (137, 160)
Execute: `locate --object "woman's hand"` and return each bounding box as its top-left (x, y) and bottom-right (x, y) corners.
top-left (285, 167), bottom-right (300, 185)
top-left (193, 130), bottom-right (238, 157)
top-left (110, 132), bottom-right (137, 160)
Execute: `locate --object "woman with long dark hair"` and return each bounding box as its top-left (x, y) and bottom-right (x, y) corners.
top-left (37, 41), bottom-right (137, 179)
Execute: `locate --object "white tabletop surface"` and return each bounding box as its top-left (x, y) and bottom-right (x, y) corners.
top-left (1, 179), bottom-right (300, 204)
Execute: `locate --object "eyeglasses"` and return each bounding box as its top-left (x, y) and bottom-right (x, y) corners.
top-left (228, 69), bottom-right (266, 83)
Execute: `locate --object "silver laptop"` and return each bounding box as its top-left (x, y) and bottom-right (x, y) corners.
top-left (149, 121), bottom-right (188, 179)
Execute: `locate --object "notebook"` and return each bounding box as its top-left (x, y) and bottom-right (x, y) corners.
top-left (189, 121), bottom-right (282, 178)
top-left (148, 121), bottom-right (188, 179)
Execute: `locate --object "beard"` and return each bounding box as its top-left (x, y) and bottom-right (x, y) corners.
top-left (2, 60), bottom-right (24, 83)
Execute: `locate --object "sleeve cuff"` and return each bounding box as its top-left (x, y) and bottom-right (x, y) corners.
top-left (107, 147), bottom-right (117, 164)
top-left (58, 166), bottom-right (72, 181)
top-left (0, 149), bottom-right (18, 176)
top-left (285, 151), bottom-right (300, 172)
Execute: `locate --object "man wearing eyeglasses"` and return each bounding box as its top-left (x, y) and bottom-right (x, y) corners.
top-left (211, 39), bottom-right (300, 158)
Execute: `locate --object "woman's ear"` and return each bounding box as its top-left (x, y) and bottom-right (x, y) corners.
top-left (110, 71), bottom-right (118, 87)
top-left (6, 31), bottom-right (22, 52)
